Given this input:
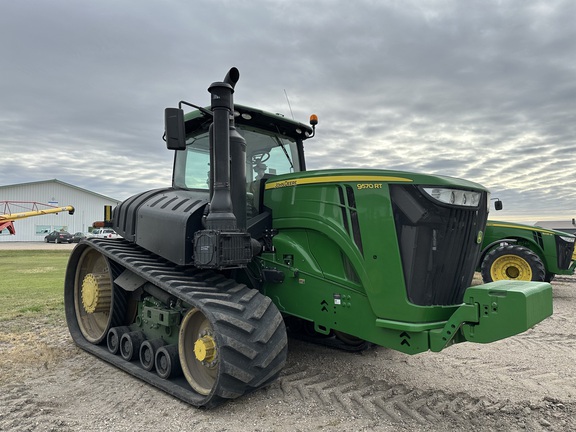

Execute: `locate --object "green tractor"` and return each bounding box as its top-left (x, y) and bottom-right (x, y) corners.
top-left (64, 68), bottom-right (553, 408)
top-left (480, 220), bottom-right (576, 283)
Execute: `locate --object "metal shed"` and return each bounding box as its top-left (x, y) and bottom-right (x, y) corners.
top-left (535, 219), bottom-right (576, 235)
top-left (0, 179), bottom-right (120, 242)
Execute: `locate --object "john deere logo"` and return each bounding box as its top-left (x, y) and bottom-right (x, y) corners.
top-left (476, 230), bottom-right (483, 244)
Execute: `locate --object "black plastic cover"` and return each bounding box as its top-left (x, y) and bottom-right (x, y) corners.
top-left (113, 188), bottom-right (209, 266)
top-left (194, 230), bottom-right (253, 269)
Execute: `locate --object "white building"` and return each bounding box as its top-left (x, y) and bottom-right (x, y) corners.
top-left (535, 219), bottom-right (576, 235)
top-left (0, 179), bottom-right (120, 242)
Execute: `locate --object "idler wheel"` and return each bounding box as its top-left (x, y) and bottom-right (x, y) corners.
top-left (72, 248), bottom-right (116, 343)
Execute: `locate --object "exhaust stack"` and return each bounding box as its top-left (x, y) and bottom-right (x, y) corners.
top-left (193, 68), bottom-right (253, 269)
top-left (205, 67), bottom-right (240, 231)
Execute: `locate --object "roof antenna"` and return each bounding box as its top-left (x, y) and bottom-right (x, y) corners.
top-left (284, 89), bottom-right (295, 120)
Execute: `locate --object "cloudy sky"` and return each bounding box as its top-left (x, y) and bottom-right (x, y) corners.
top-left (1, 0), bottom-right (575, 224)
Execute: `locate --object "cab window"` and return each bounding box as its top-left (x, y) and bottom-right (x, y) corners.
top-left (173, 127), bottom-right (300, 190)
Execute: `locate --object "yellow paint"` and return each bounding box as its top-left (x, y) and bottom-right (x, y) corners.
top-left (490, 255), bottom-right (533, 281)
top-left (487, 222), bottom-right (555, 236)
top-left (194, 335), bottom-right (217, 363)
top-left (81, 273), bottom-right (111, 314)
top-left (356, 183), bottom-right (383, 190)
top-left (0, 205), bottom-right (75, 221)
top-left (265, 175), bottom-right (413, 190)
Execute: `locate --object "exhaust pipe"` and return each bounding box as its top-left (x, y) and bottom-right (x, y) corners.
top-left (205, 68), bottom-right (240, 230)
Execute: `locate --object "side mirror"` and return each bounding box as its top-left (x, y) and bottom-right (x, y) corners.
top-left (494, 199), bottom-right (503, 211)
top-left (164, 108), bottom-right (186, 150)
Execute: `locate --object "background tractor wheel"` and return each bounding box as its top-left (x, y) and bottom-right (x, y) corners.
top-left (481, 244), bottom-right (545, 283)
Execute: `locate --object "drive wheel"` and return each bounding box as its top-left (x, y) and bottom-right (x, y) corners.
top-left (179, 308), bottom-right (218, 395)
top-left (70, 246), bottom-right (116, 343)
top-left (178, 288), bottom-right (288, 406)
top-left (481, 244), bottom-right (545, 283)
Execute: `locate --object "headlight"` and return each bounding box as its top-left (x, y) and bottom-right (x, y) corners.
top-left (422, 187), bottom-right (481, 207)
top-left (560, 235), bottom-right (575, 243)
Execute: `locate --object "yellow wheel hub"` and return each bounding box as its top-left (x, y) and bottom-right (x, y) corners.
top-left (490, 255), bottom-right (532, 281)
top-left (81, 272), bottom-right (112, 313)
top-left (194, 335), bottom-right (217, 363)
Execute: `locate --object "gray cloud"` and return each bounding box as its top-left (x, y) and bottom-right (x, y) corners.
top-left (1, 0), bottom-right (574, 222)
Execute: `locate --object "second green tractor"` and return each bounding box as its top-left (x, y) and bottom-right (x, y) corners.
top-left (479, 220), bottom-right (576, 283)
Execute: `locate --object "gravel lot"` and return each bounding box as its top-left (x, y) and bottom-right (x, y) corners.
top-left (1, 242), bottom-right (574, 431)
top-left (0, 241), bottom-right (76, 251)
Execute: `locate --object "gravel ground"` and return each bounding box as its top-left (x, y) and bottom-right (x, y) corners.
top-left (1, 242), bottom-right (574, 431)
top-left (0, 241), bottom-right (76, 251)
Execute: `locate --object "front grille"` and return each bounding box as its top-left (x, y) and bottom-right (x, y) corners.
top-left (337, 185), bottom-right (364, 254)
top-left (532, 231), bottom-right (544, 249)
top-left (556, 236), bottom-right (575, 269)
top-left (390, 184), bottom-right (488, 306)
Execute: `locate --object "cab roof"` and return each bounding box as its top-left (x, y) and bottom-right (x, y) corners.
top-left (183, 104), bottom-right (313, 141)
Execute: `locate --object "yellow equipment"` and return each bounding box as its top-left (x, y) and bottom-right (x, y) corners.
top-left (0, 201), bottom-right (75, 234)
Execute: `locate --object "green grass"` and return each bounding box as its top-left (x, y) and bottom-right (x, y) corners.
top-left (0, 250), bottom-right (71, 323)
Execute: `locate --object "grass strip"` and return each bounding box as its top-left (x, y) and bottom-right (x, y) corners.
top-left (0, 250), bottom-right (71, 323)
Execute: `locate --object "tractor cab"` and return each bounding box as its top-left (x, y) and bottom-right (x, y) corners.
top-left (172, 104), bottom-right (315, 218)
top-left (174, 105), bottom-right (313, 183)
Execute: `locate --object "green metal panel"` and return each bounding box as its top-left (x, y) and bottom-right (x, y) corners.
top-left (257, 169), bottom-right (553, 354)
top-left (460, 280), bottom-right (553, 342)
top-left (263, 170), bottom-right (467, 323)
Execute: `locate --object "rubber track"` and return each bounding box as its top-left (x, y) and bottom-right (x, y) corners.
top-left (65, 238), bottom-right (288, 408)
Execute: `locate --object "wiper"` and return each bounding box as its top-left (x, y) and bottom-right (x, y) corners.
top-left (272, 133), bottom-right (293, 171)
top-left (276, 137), bottom-right (293, 170)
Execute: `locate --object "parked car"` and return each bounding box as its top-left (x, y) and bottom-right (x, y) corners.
top-left (71, 232), bottom-right (87, 243)
top-left (90, 228), bottom-right (121, 239)
top-left (44, 230), bottom-right (73, 244)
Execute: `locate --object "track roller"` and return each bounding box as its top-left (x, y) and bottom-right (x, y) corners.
top-left (156, 345), bottom-right (182, 379)
top-left (107, 326), bottom-right (131, 354)
top-left (120, 331), bottom-right (146, 361)
top-left (140, 338), bottom-right (165, 371)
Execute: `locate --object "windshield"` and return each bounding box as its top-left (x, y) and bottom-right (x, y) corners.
top-left (173, 126), bottom-right (301, 190)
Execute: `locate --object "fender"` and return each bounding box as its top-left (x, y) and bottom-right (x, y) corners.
top-left (479, 238), bottom-right (517, 265)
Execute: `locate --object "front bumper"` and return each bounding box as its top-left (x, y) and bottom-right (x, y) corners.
top-left (429, 280), bottom-right (552, 351)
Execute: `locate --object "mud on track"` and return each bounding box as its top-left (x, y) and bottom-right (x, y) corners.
top-left (1, 275), bottom-right (575, 431)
